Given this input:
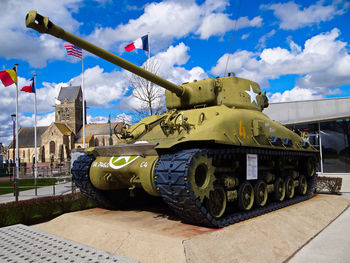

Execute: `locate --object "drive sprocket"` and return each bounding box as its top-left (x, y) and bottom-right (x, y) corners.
top-left (188, 152), bottom-right (215, 203)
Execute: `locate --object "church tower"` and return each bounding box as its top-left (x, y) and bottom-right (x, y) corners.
top-left (55, 86), bottom-right (85, 135)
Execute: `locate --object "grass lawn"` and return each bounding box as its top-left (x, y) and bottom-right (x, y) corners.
top-left (0, 178), bottom-right (69, 195)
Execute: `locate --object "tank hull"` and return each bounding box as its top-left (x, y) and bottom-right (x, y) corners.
top-left (71, 107), bottom-right (318, 227)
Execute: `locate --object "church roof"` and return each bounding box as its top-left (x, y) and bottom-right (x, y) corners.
top-left (8, 126), bottom-right (49, 148)
top-left (57, 86), bottom-right (80, 103)
top-left (75, 122), bottom-right (121, 141)
top-left (53, 123), bottom-right (72, 135)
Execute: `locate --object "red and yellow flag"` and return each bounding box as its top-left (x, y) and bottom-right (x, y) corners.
top-left (0, 67), bottom-right (17, 87)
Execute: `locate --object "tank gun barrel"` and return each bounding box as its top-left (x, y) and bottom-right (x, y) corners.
top-left (25, 10), bottom-right (184, 97)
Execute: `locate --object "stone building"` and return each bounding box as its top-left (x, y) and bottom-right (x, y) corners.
top-left (7, 85), bottom-right (120, 164)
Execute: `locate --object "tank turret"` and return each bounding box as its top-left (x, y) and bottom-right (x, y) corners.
top-left (26, 10), bottom-right (268, 111)
top-left (26, 10), bottom-right (318, 228)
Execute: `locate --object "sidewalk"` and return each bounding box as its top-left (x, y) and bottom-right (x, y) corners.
top-left (289, 174), bottom-right (350, 263)
top-left (0, 181), bottom-right (77, 204)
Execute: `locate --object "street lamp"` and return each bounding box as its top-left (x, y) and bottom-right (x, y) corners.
top-left (11, 114), bottom-right (16, 164)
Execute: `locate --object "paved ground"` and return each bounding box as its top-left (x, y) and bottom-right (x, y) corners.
top-left (288, 174), bottom-right (350, 263)
top-left (35, 194), bottom-right (349, 263)
top-left (1, 174), bottom-right (349, 262)
top-left (0, 224), bottom-right (137, 263)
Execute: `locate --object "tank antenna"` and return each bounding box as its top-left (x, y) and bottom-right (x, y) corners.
top-left (224, 0), bottom-right (242, 77)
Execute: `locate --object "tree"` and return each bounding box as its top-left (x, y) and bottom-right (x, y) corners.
top-left (128, 58), bottom-right (165, 123)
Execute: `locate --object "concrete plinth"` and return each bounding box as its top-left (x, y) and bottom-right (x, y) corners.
top-left (36, 194), bottom-right (349, 263)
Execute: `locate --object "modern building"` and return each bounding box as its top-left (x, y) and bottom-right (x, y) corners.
top-left (264, 97), bottom-right (350, 173)
top-left (7, 85), bottom-right (121, 164)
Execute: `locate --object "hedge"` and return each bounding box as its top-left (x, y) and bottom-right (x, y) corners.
top-left (0, 193), bottom-right (95, 227)
top-left (315, 176), bottom-right (343, 194)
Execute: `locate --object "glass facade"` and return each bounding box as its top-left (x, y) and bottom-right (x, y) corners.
top-left (288, 118), bottom-right (350, 173)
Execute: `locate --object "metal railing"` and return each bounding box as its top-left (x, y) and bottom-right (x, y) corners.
top-left (0, 166), bottom-right (76, 202)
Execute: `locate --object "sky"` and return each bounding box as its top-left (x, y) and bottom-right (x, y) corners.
top-left (0, 0), bottom-right (349, 146)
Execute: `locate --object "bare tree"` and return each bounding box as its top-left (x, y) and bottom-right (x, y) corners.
top-left (128, 58), bottom-right (165, 123)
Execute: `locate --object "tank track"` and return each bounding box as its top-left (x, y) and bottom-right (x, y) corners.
top-left (71, 153), bottom-right (118, 209)
top-left (154, 148), bottom-right (318, 228)
top-left (71, 153), bottom-right (156, 209)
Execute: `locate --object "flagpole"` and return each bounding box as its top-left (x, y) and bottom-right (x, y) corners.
top-left (82, 51), bottom-right (86, 148)
top-left (33, 74), bottom-right (38, 180)
top-left (14, 64), bottom-right (19, 181)
top-left (147, 32), bottom-right (151, 115)
top-left (148, 32), bottom-right (150, 60)
top-left (14, 63), bottom-right (19, 202)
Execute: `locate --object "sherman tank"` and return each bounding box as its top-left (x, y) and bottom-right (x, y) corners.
top-left (26, 11), bottom-right (319, 227)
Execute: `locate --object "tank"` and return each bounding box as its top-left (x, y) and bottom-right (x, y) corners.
top-left (26, 11), bottom-right (319, 227)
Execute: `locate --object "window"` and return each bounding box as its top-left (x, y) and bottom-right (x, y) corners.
top-left (50, 141), bottom-right (55, 155)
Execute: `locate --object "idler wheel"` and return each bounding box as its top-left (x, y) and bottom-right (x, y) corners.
top-left (306, 158), bottom-right (316, 177)
top-left (238, 181), bottom-right (254, 211)
top-left (254, 180), bottom-right (268, 207)
top-left (206, 187), bottom-right (227, 218)
top-left (189, 153), bottom-right (215, 203)
top-left (298, 175), bottom-right (308, 195)
top-left (285, 176), bottom-right (295, 199)
top-left (273, 177), bottom-right (286, 202)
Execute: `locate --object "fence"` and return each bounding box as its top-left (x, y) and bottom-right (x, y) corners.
top-left (0, 166), bottom-right (76, 202)
top-left (1, 162), bottom-right (71, 179)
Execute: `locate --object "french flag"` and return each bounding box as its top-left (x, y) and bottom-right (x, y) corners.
top-left (21, 77), bottom-right (35, 93)
top-left (125, 35), bottom-right (149, 52)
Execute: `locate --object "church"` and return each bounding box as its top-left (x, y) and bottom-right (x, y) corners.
top-left (7, 85), bottom-right (120, 164)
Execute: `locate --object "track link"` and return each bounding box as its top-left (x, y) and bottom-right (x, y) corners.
top-left (71, 153), bottom-right (117, 209)
top-left (154, 148), bottom-right (318, 228)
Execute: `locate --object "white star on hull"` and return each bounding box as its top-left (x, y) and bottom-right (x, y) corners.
top-left (245, 85), bottom-right (258, 104)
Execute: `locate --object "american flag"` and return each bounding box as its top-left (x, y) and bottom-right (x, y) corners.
top-left (62, 42), bottom-right (83, 59)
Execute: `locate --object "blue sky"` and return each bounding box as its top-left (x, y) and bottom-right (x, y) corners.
top-left (0, 0), bottom-right (349, 145)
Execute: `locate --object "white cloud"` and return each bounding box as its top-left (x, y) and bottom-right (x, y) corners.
top-left (269, 87), bottom-right (324, 103)
top-left (119, 42), bottom-right (208, 111)
top-left (115, 113), bottom-right (132, 124)
top-left (153, 43), bottom-right (208, 84)
top-left (241, 33), bottom-right (250, 40)
top-left (0, 0), bottom-right (83, 67)
top-left (262, 1), bottom-right (349, 30)
top-left (0, 0), bottom-right (264, 67)
top-left (88, 0), bottom-right (263, 51)
top-left (196, 13), bottom-right (233, 39)
top-left (69, 66), bottom-right (129, 107)
top-left (87, 115), bottom-right (108, 123)
top-left (211, 28), bottom-right (350, 100)
top-left (256, 30), bottom-right (276, 49)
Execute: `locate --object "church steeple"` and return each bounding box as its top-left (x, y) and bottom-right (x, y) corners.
top-left (55, 86), bottom-right (85, 135)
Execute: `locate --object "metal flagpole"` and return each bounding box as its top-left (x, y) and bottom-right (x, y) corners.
top-left (82, 51), bottom-right (86, 148)
top-left (148, 32), bottom-right (150, 60)
top-left (33, 74), bottom-right (38, 179)
top-left (147, 32), bottom-right (151, 115)
top-left (14, 63), bottom-right (19, 201)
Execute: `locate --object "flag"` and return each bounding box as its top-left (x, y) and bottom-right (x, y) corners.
top-left (63, 42), bottom-right (83, 59)
top-left (124, 35), bottom-right (149, 52)
top-left (0, 67), bottom-right (17, 87)
top-left (21, 77), bottom-right (35, 93)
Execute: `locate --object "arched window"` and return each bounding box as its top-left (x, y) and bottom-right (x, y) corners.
top-left (94, 138), bottom-right (99, 146)
top-left (65, 108), bottom-right (70, 120)
top-left (41, 146), bottom-right (45, 162)
top-left (50, 141), bottom-right (55, 155)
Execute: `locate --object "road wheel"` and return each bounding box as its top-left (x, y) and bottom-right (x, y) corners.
top-left (285, 176), bottom-right (295, 199)
top-left (254, 180), bottom-right (268, 207)
top-left (238, 181), bottom-right (254, 211)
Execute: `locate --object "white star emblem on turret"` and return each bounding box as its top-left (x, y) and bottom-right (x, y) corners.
top-left (245, 85), bottom-right (258, 104)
